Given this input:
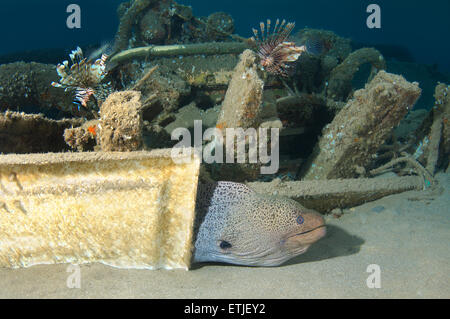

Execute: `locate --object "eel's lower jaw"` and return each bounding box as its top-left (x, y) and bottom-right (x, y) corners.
top-left (285, 225), bottom-right (327, 249)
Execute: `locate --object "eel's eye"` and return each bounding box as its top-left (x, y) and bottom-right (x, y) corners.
top-left (296, 215), bottom-right (304, 225)
top-left (219, 240), bottom-right (232, 249)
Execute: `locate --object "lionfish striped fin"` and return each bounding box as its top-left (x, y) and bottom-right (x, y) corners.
top-left (273, 19), bottom-right (280, 35)
top-left (252, 28), bottom-right (260, 42)
top-left (74, 87), bottom-right (95, 109)
top-left (259, 22), bottom-right (265, 41)
top-left (278, 22), bottom-right (295, 43)
top-left (251, 18), bottom-right (305, 77)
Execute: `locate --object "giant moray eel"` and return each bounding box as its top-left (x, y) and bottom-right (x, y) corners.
top-left (193, 182), bottom-right (326, 266)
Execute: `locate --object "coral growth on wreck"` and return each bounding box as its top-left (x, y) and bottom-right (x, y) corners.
top-left (1, 0), bottom-right (448, 190)
top-left (114, 0), bottom-right (239, 50)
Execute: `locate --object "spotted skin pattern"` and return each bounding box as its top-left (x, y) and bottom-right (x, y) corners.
top-left (193, 182), bottom-right (326, 266)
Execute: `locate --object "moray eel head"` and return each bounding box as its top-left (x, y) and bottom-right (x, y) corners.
top-left (194, 182), bottom-right (326, 266)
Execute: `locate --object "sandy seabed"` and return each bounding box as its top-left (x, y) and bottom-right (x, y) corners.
top-left (1, 173), bottom-right (449, 299)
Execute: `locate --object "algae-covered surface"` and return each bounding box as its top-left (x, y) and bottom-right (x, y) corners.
top-left (0, 0), bottom-right (449, 299)
top-left (0, 173), bottom-right (448, 299)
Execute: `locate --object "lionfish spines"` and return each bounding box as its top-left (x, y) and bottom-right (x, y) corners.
top-left (69, 46), bottom-right (83, 65)
top-left (74, 87), bottom-right (95, 110)
top-left (51, 47), bottom-right (109, 110)
top-left (251, 18), bottom-right (305, 77)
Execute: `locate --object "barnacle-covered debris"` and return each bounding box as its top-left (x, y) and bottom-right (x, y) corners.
top-left (368, 153), bottom-right (434, 186)
top-left (0, 150), bottom-right (200, 270)
top-left (424, 83), bottom-right (450, 172)
top-left (132, 65), bottom-right (159, 91)
top-left (425, 112), bottom-right (444, 176)
top-left (164, 102), bottom-right (220, 135)
top-left (63, 119), bottom-right (99, 151)
top-left (212, 49), bottom-right (271, 182)
top-left (97, 90), bottom-right (144, 151)
top-left (410, 83), bottom-right (450, 172)
top-left (112, 52), bottom-right (244, 115)
top-left (114, 0), bottom-right (240, 52)
top-left (327, 48), bottom-right (386, 101)
top-left (64, 90), bottom-right (149, 152)
top-left (216, 49), bottom-right (265, 130)
top-left (205, 12), bottom-right (235, 41)
top-left (51, 47), bottom-right (110, 113)
top-left (282, 28), bottom-right (352, 97)
top-left (0, 61), bottom-right (73, 116)
top-left (109, 41), bottom-right (248, 65)
top-left (247, 175), bottom-right (424, 213)
top-left (143, 123), bottom-right (174, 149)
top-left (293, 28), bottom-right (352, 62)
top-left (134, 64), bottom-right (191, 126)
top-left (251, 19), bottom-right (306, 77)
top-left (0, 111), bottom-right (82, 153)
top-left (276, 94), bottom-right (326, 127)
top-left (436, 84), bottom-right (450, 169)
top-left (139, 8), bottom-right (168, 44)
top-left (300, 71), bottom-right (421, 180)
top-left (114, 0), bottom-right (157, 51)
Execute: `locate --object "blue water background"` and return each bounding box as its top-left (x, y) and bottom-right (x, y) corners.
top-left (0, 0), bottom-right (448, 72)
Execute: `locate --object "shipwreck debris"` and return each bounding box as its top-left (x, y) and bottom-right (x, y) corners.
top-left (98, 90), bottom-right (144, 151)
top-left (0, 62), bottom-right (73, 115)
top-left (216, 49), bottom-right (265, 130)
top-left (407, 82), bottom-right (450, 174)
top-left (427, 83), bottom-right (450, 172)
top-left (0, 111), bottom-right (82, 154)
top-left (327, 47), bottom-right (386, 101)
top-left (63, 119), bottom-right (99, 152)
top-left (114, 0), bottom-right (158, 52)
top-left (300, 71), bottom-right (422, 180)
top-left (0, 150), bottom-right (200, 270)
top-left (247, 175), bottom-right (424, 213)
top-left (369, 152), bottom-right (435, 186)
top-left (211, 49), bottom-right (266, 181)
top-left (109, 41), bottom-right (249, 65)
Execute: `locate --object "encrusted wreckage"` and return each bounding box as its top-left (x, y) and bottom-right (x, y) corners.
top-left (0, 0), bottom-right (448, 243)
top-left (1, 0), bottom-right (450, 273)
top-left (300, 71), bottom-right (422, 180)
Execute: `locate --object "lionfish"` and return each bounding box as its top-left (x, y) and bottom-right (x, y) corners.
top-left (251, 19), bottom-right (306, 76)
top-left (52, 47), bottom-right (108, 110)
